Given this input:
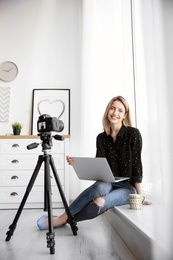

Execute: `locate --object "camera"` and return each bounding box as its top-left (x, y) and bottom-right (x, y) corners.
top-left (37, 114), bottom-right (64, 133)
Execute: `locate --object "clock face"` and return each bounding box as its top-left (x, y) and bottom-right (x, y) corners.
top-left (0, 61), bottom-right (18, 82)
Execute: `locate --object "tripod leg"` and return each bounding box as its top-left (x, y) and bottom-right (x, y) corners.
top-left (5, 155), bottom-right (43, 242)
top-left (44, 154), bottom-right (55, 255)
top-left (49, 155), bottom-right (78, 236)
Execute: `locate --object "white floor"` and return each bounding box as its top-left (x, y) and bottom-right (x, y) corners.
top-left (0, 209), bottom-right (136, 260)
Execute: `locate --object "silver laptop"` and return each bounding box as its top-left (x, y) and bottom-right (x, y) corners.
top-left (71, 157), bottom-right (129, 183)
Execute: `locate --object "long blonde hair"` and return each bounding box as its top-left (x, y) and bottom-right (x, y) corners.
top-left (102, 96), bottom-right (133, 135)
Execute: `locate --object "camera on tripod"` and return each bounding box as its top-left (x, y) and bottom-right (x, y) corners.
top-left (26, 114), bottom-right (64, 151)
top-left (37, 114), bottom-right (64, 133)
top-left (6, 113), bottom-right (78, 255)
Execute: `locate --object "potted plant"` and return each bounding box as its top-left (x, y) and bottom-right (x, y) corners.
top-left (12, 122), bottom-right (22, 135)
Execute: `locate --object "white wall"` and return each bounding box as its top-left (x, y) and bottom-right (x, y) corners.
top-left (0, 0), bottom-right (82, 199)
top-left (0, 0), bottom-right (81, 135)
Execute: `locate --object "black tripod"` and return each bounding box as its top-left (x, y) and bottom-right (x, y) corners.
top-left (5, 133), bottom-right (78, 255)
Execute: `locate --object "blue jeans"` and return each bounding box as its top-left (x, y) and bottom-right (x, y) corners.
top-left (69, 181), bottom-right (136, 222)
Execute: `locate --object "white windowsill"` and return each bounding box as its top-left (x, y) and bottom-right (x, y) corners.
top-left (106, 195), bottom-right (154, 260)
top-left (113, 203), bottom-right (154, 240)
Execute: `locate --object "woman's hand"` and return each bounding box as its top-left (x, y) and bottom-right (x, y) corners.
top-left (66, 155), bottom-right (74, 165)
top-left (142, 197), bottom-right (151, 205)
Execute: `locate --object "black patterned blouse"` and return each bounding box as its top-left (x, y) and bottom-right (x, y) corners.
top-left (96, 124), bottom-right (143, 183)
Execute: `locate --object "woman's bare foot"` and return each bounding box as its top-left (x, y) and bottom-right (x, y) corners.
top-left (37, 212), bottom-right (68, 230)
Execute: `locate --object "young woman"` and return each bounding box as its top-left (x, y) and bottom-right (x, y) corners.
top-left (37, 95), bottom-right (148, 230)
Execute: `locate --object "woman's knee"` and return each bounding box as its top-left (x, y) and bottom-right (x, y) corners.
top-left (93, 197), bottom-right (105, 207)
top-left (93, 181), bottom-right (112, 196)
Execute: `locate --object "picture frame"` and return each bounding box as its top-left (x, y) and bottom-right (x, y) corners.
top-left (31, 89), bottom-right (70, 135)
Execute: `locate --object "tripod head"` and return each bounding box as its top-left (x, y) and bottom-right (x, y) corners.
top-left (27, 132), bottom-right (64, 151)
top-left (39, 132), bottom-right (53, 150)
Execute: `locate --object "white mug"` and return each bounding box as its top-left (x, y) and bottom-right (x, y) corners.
top-left (129, 194), bottom-right (145, 210)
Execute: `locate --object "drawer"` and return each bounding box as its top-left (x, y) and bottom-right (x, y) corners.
top-left (0, 138), bottom-right (65, 154)
top-left (0, 186), bottom-right (64, 204)
top-left (0, 169), bottom-right (64, 186)
top-left (0, 154), bottom-right (64, 170)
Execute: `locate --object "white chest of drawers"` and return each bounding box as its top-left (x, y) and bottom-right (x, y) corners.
top-left (0, 135), bottom-right (69, 209)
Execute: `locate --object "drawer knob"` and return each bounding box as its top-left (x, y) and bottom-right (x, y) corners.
top-left (12, 144), bottom-right (20, 148)
top-left (11, 159), bottom-right (19, 163)
top-left (10, 192), bottom-right (18, 196)
top-left (11, 175), bottom-right (19, 179)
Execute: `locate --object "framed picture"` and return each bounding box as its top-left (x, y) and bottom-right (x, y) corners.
top-left (31, 89), bottom-right (70, 135)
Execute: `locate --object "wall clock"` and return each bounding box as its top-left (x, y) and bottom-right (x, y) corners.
top-left (0, 61), bottom-right (18, 82)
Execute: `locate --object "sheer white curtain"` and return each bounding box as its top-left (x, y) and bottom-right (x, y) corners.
top-left (80, 0), bottom-right (135, 157)
top-left (81, 0), bottom-right (173, 258)
top-left (132, 0), bottom-right (173, 258)
top-left (80, 0), bottom-right (136, 191)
